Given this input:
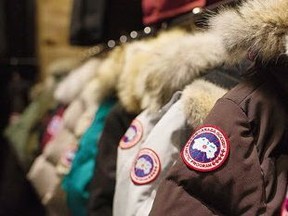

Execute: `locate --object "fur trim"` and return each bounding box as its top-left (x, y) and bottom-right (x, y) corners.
top-left (74, 106), bottom-right (96, 138)
top-left (73, 78), bottom-right (100, 137)
top-left (31, 58), bottom-right (80, 99)
top-left (118, 28), bottom-right (187, 113)
top-left (62, 99), bottom-right (85, 132)
top-left (95, 46), bottom-right (125, 100)
top-left (139, 31), bottom-right (227, 112)
top-left (181, 79), bottom-right (227, 127)
top-left (54, 58), bottom-right (102, 104)
top-left (80, 78), bottom-right (101, 109)
top-left (117, 41), bottom-right (152, 113)
top-left (62, 78), bottom-right (99, 133)
top-left (43, 127), bottom-right (77, 165)
top-left (27, 155), bottom-right (59, 200)
top-left (210, 0), bottom-right (288, 63)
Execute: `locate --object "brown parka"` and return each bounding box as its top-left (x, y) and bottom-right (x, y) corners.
top-left (149, 0), bottom-right (288, 215)
top-left (150, 63), bottom-right (288, 215)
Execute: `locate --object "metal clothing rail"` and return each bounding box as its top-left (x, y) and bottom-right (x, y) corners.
top-left (168, 0), bottom-right (241, 28)
top-left (81, 0), bottom-right (240, 60)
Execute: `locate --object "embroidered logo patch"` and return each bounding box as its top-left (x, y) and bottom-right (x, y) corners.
top-left (47, 116), bottom-right (63, 136)
top-left (119, 119), bottom-right (143, 149)
top-left (181, 125), bottom-right (230, 172)
top-left (60, 145), bottom-right (78, 168)
top-left (130, 148), bottom-right (161, 185)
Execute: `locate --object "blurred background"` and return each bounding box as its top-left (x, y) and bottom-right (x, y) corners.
top-left (0, 1), bottom-right (90, 215)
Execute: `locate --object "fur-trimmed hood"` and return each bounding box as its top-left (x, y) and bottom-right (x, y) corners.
top-left (117, 41), bottom-right (154, 114)
top-left (139, 0), bottom-right (288, 113)
top-left (62, 52), bottom-right (123, 135)
top-left (30, 58), bottom-right (81, 100)
top-left (62, 77), bottom-right (102, 135)
top-left (95, 46), bottom-right (125, 100)
top-left (117, 28), bottom-right (187, 114)
top-left (210, 0), bottom-right (288, 63)
top-left (139, 30), bottom-right (227, 112)
top-left (54, 58), bottom-right (102, 105)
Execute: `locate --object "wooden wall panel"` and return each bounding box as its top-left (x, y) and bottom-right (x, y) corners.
top-left (36, 0), bottom-right (89, 78)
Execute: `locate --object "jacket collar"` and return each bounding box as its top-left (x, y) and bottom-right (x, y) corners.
top-left (257, 57), bottom-right (288, 96)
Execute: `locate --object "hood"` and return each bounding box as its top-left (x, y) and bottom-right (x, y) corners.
top-left (27, 155), bottom-right (59, 200)
top-left (62, 99), bottom-right (85, 132)
top-left (54, 58), bottom-right (102, 105)
top-left (79, 78), bottom-right (101, 109)
top-left (209, 0), bottom-right (288, 63)
top-left (95, 46), bottom-right (125, 100)
top-left (72, 78), bottom-right (102, 137)
top-left (30, 58), bottom-right (81, 100)
top-left (62, 77), bottom-right (100, 135)
top-left (182, 79), bottom-right (227, 127)
top-left (117, 41), bottom-right (153, 114)
top-left (139, 30), bottom-right (227, 112)
top-left (43, 127), bottom-right (77, 165)
top-left (74, 107), bottom-right (96, 138)
top-left (118, 28), bottom-right (187, 114)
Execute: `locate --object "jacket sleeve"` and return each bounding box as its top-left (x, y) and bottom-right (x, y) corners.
top-left (88, 103), bottom-right (136, 216)
top-left (149, 98), bottom-right (265, 216)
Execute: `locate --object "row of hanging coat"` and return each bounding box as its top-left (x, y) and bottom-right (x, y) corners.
top-left (5, 0), bottom-right (288, 215)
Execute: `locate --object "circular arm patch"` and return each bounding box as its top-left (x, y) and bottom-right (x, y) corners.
top-left (119, 119), bottom-right (143, 149)
top-left (130, 148), bottom-right (161, 185)
top-left (181, 125), bottom-right (230, 172)
top-left (47, 115), bottom-right (63, 136)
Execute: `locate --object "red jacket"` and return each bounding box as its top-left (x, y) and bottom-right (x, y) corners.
top-left (142, 0), bottom-right (205, 25)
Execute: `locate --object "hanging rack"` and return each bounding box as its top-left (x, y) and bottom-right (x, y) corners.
top-left (81, 0), bottom-right (240, 60)
top-left (164, 0), bottom-right (241, 28)
top-left (80, 26), bottom-right (158, 60)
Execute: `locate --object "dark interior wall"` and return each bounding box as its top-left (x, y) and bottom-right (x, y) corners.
top-left (0, 0), bottom-right (6, 56)
top-left (1, 0), bottom-right (37, 83)
top-left (5, 0), bottom-right (36, 58)
top-left (0, 0), bottom-right (38, 131)
top-left (0, 2), bottom-right (44, 215)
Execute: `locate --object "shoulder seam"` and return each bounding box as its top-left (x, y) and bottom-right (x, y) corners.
top-left (224, 81), bottom-right (265, 108)
top-left (218, 97), bottom-right (248, 120)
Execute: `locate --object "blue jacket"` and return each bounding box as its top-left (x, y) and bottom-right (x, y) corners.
top-left (62, 98), bottom-right (116, 216)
